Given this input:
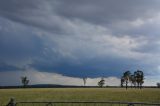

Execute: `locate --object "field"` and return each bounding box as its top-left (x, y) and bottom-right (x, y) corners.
top-left (0, 88), bottom-right (160, 105)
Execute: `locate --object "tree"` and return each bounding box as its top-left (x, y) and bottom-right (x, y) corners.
top-left (121, 70), bottom-right (144, 90)
top-left (157, 83), bottom-right (160, 88)
top-left (83, 78), bottom-right (87, 86)
top-left (130, 74), bottom-right (136, 88)
top-left (21, 76), bottom-right (29, 88)
top-left (98, 77), bottom-right (105, 88)
top-left (134, 70), bottom-right (144, 89)
top-left (123, 71), bottom-right (131, 90)
top-left (121, 76), bottom-right (125, 87)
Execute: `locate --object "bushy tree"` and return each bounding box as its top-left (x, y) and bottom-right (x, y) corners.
top-left (98, 78), bottom-right (105, 88)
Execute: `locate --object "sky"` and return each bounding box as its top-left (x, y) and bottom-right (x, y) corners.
top-left (0, 0), bottom-right (160, 86)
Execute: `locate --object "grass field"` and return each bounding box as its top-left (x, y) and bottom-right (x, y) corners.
top-left (0, 88), bottom-right (160, 105)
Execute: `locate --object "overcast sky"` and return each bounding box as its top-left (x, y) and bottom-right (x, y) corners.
top-left (0, 0), bottom-right (160, 86)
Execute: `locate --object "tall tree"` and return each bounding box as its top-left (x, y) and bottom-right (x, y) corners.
top-left (123, 71), bottom-right (131, 90)
top-left (83, 78), bottom-right (87, 86)
top-left (134, 70), bottom-right (144, 89)
top-left (98, 77), bottom-right (105, 88)
top-left (21, 76), bottom-right (29, 88)
top-left (130, 74), bottom-right (136, 88)
top-left (121, 76), bottom-right (125, 87)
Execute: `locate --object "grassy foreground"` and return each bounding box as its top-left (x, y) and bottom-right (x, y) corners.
top-left (0, 88), bottom-right (160, 105)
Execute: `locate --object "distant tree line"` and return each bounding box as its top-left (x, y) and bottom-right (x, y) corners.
top-left (121, 70), bottom-right (144, 90)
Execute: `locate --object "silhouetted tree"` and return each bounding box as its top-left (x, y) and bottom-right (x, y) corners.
top-left (98, 77), bottom-right (105, 88)
top-left (121, 70), bottom-right (144, 90)
top-left (123, 71), bottom-right (131, 90)
top-left (121, 76), bottom-right (125, 87)
top-left (134, 70), bottom-right (144, 89)
top-left (83, 78), bottom-right (87, 86)
top-left (130, 74), bottom-right (136, 88)
top-left (21, 76), bottom-right (29, 88)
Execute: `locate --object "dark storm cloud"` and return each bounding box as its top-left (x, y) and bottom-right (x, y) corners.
top-left (55, 0), bottom-right (160, 25)
top-left (0, 0), bottom-right (160, 34)
top-left (0, 17), bottom-right (45, 68)
top-left (0, 0), bottom-right (160, 82)
top-left (0, 62), bottom-right (22, 71)
top-left (30, 56), bottom-right (140, 78)
top-left (0, 28), bottom-right (43, 59)
top-left (0, 0), bottom-right (64, 34)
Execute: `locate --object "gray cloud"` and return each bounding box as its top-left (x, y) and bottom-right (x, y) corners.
top-left (0, 0), bottom-right (160, 85)
top-left (1, 0), bottom-right (160, 35)
top-left (55, 0), bottom-right (160, 24)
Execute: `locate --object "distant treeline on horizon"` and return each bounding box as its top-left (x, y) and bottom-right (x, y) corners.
top-left (0, 84), bottom-right (158, 89)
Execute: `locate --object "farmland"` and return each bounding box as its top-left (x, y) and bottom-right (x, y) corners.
top-left (0, 88), bottom-right (160, 105)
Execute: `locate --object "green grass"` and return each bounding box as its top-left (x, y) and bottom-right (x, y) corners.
top-left (0, 88), bottom-right (160, 105)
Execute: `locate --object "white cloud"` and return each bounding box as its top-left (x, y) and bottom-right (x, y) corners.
top-left (144, 76), bottom-right (160, 86)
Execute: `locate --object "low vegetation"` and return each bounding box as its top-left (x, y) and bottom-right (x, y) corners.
top-left (0, 88), bottom-right (160, 105)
